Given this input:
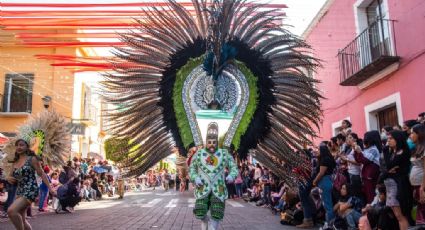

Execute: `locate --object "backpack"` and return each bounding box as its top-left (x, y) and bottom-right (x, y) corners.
top-left (59, 171), bottom-right (69, 185)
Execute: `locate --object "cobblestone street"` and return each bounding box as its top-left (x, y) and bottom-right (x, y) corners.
top-left (1, 188), bottom-right (301, 230)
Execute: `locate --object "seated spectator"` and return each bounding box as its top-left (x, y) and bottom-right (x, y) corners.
top-left (333, 184), bottom-right (363, 230)
top-left (280, 190), bottom-right (303, 226)
top-left (359, 186), bottom-right (399, 230)
top-left (245, 183), bottom-right (261, 202)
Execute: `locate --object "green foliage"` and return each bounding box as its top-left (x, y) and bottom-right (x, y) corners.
top-left (104, 137), bottom-right (130, 162)
top-left (231, 62), bottom-right (259, 150)
top-left (174, 56), bottom-right (204, 148)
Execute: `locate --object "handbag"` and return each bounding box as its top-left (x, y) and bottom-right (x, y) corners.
top-left (333, 168), bottom-right (347, 191)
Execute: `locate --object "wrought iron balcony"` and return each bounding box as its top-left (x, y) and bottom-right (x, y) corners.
top-left (338, 19), bottom-right (399, 86)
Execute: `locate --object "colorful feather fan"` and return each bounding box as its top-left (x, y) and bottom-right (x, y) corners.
top-left (102, 0), bottom-right (322, 185)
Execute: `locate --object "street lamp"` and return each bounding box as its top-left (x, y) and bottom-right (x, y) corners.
top-left (42, 95), bottom-right (52, 109)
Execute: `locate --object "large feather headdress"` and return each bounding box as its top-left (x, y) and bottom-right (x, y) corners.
top-left (102, 0), bottom-right (322, 185)
top-left (1, 110), bottom-right (70, 174)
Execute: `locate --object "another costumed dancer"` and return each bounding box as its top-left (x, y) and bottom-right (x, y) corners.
top-left (101, 0), bottom-right (322, 228)
top-left (189, 123), bottom-right (238, 230)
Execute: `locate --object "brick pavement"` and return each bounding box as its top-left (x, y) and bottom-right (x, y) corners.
top-left (1, 189), bottom-right (303, 230)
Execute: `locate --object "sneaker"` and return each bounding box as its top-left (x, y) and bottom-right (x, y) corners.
top-left (296, 219), bottom-right (314, 228)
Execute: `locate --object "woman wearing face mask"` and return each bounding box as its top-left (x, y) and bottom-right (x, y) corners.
top-left (403, 120), bottom-right (420, 151)
top-left (380, 126), bottom-right (393, 146)
top-left (6, 139), bottom-right (54, 230)
top-left (409, 124), bottom-right (425, 225)
top-left (379, 130), bottom-right (413, 230)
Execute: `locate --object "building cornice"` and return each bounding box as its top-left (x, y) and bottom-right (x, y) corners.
top-left (301, 0), bottom-right (335, 39)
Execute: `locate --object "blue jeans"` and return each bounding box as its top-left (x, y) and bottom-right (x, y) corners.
top-left (274, 199), bottom-right (285, 210)
top-left (38, 188), bottom-right (49, 209)
top-left (263, 186), bottom-right (271, 204)
top-left (299, 181), bottom-right (314, 220)
top-left (345, 210), bottom-right (361, 228)
top-left (318, 175), bottom-right (335, 222)
top-left (235, 183), bottom-right (242, 197)
top-left (4, 183), bottom-right (17, 212)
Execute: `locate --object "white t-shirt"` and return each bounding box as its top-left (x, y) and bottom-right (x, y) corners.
top-left (254, 168), bottom-right (262, 180)
top-left (347, 150), bottom-right (361, 176)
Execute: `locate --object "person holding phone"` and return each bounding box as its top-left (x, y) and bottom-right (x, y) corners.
top-left (6, 139), bottom-right (54, 230)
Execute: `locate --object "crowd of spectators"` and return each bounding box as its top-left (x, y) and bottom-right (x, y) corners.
top-left (220, 112), bottom-right (425, 230)
top-left (0, 156), bottom-right (124, 217)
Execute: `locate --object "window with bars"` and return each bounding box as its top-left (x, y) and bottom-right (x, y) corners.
top-left (2, 73), bottom-right (34, 113)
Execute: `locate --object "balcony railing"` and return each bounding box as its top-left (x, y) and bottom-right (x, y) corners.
top-left (338, 19), bottom-right (399, 86)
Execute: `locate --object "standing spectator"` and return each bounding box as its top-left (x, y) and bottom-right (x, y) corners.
top-left (312, 143), bottom-right (336, 225)
top-left (80, 159), bottom-right (88, 176)
top-left (354, 131), bottom-right (381, 204)
top-left (225, 167), bottom-right (236, 199)
top-left (380, 130), bottom-right (412, 230)
top-left (234, 168), bottom-right (243, 198)
top-left (381, 126), bottom-right (393, 146)
top-left (175, 172), bottom-right (180, 191)
top-left (341, 133), bottom-right (362, 198)
top-left (409, 124), bottom-right (425, 224)
top-left (261, 168), bottom-right (272, 206)
top-left (341, 119), bottom-right (352, 136)
top-left (254, 163), bottom-right (263, 182)
top-left (163, 170), bottom-right (170, 191)
top-left (418, 112), bottom-right (425, 124)
top-left (403, 120), bottom-right (420, 151)
top-left (38, 165), bottom-right (51, 212)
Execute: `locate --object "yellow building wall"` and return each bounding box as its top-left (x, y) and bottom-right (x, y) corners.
top-left (0, 46), bottom-right (76, 133)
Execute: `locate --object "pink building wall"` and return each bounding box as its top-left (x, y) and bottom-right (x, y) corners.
top-left (305, 0), bottom-right (425, 140)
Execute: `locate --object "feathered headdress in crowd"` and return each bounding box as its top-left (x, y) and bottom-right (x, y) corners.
top-left (2, 110), bottom-right (70, 171)
top-left (102, 0), bottom-right (322, 185)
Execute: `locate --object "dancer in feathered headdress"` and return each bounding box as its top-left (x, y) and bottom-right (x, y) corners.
top-left (2, 110), bottom-right (70, 175)
top-left (102, 1), bottom-right (321, 227)
top-left (2, 110), bottom-right (70, 229)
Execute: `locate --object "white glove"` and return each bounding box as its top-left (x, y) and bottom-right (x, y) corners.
top-left (225, 175), bottom-right (234, 183)
top-left (195, 177), bottom-right (203, 187)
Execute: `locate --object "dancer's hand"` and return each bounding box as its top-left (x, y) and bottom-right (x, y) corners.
top-left (225, 175), bottom-right (233, 183)
top-left (6, 176), bottom-right (17, 184)
top-left (195, 177), bottom-right (203, 187)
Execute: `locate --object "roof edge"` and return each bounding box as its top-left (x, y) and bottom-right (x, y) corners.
top-left (301, 0), bottom-right (335, 39)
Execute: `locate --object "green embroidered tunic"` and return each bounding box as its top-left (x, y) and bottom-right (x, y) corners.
top-left (189, 148), bottom-right (238, 202)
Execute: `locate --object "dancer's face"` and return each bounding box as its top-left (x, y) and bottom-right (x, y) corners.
top-left (206, 139), bottom-right (217, 153)
top-left (15, 140), bottom-right (29, 154)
